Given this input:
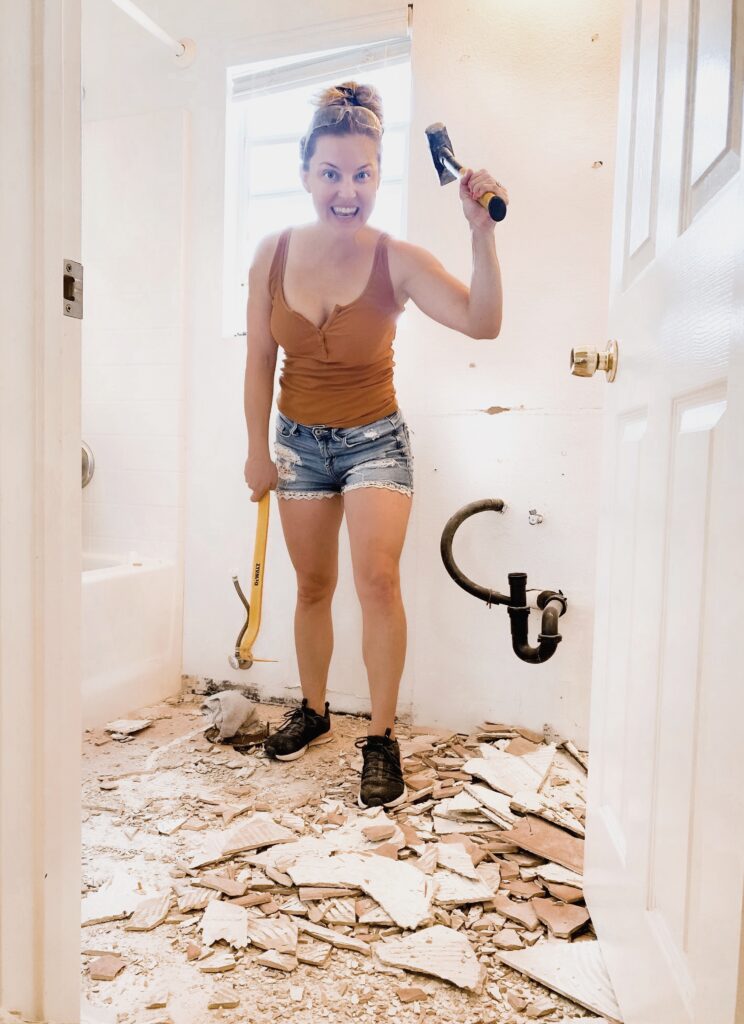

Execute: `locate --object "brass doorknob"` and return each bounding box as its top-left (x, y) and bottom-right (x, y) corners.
top-left (570, 340), bottom-right (618, 382)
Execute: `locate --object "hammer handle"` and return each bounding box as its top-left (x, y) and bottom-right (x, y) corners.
top-left (443, 153), bottom-right (508, 222)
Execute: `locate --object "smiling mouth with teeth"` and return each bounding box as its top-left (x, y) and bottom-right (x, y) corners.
top-left (331, 207), bottom-right (359, 217)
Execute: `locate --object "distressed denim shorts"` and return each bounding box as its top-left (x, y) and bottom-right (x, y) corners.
top-left (274, 408), bottom-right (414, 500)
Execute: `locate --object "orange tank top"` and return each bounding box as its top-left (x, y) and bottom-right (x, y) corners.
top-left (268, 227), bottom-right (404, 427)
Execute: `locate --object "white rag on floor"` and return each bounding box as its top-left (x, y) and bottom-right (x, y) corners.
top-left (201, 690), bottom-right (258, 741)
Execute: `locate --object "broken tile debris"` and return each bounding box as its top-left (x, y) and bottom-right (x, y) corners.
top-left (82, 698), bottom-right (608, 1024)
top-left (200, 900), bottom-right (249, 949)
top-left (124, 893), bottom-right (171, 932)
top-left (87, 954), bottom-right (126, 981)
top-left (532, 896), bottom-right (591, 938)
top-left (376, 925), bottom-right (486, 992)
top-left (497, 941), bottom-right (622, 1021)
top-left (505, 815), bottom-right (584, 874)
top-left (207, 987), bottom-right (240, 1009)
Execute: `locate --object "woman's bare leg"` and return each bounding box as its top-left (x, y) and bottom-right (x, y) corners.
top-left (276, 494), bottom-right (344, 714)
top-left (342, 487), bottom-right (412, 737)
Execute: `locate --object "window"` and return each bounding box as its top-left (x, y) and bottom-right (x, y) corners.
top-left (223, 39), bottom-right (412, 338)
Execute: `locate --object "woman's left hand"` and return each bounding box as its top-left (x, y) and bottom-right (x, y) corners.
top-left (459, 168), bottom-right (509, 231)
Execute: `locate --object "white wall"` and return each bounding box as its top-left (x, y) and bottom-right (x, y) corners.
top-left (81, 0), bottom-right (621, 747)
top-left (81, 109), bottom-right (189, 564)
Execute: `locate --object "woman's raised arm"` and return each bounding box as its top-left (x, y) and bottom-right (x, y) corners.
top-left (392, 168), bottom-right (506, 339)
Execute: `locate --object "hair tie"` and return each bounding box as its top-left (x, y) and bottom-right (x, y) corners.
top-left (338, 85), bottom-right (358, 104)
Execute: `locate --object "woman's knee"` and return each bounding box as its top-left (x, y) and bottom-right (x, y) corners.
top-left (296, 570), bottom-right (337, 605)
top-left (355, 564), bottom-right (401, 606)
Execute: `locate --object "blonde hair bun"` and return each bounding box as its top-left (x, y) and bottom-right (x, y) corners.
top-left (313, 81), bottom-right (384, 128)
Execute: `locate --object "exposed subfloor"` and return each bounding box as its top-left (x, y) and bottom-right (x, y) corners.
top-left (81, 692), bottom-right (611, 1024)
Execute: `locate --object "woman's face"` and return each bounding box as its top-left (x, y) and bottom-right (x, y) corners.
top-left (301, 133), bottom-right (380, 230)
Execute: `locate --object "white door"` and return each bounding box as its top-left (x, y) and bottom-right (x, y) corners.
top-left (0, 1), bottom-right (82, 1020)
top-left (585, 1), bottom-right (744, 1022)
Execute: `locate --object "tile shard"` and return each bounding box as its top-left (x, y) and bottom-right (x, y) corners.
top-left (504, 815), bottom-right (584, 874)
top-left (88, 955), bottom-right (126, 981)
top-left (105, 718), bottom-right (152, 735)
top-left (432, 868), bottom-right (495, 907)
top-left (245, 915), bottom-right (299, 954)
top-left (492, 928), bottom-right (524, 949)
top-left (199, 951), bottom-right (237, 973)
top-left (464, 783), bottom-right (519, 826)
top-left (296, 940), bottom-right (333, 967)
top-left (81, 873), bottom-right (141, 926)
top-left (535, 861), bottom-right (584, 889)
top-left (396, 985), bottom-right (429, 1003)
top-left (375, 925), bottom-right (486, 993)
top-left (189, 813), bottom-right (295, 869)
top-left (198, 872), bottom-right (249, 898)
top-left (496, 940), bottom-right (623, 1022)
top-left (436, 842), bottom-right (480, 879)
top-left (288, 852), bottom-right (434, 930)
top-left (256, 949), bottom-right (298, 972)
top-left (298, 919), bottom-right (372, 955)
top-left (124, 893), bottom-right (172, 932)
top-left (207, 987), bottom-right (240, 1009)
top-left (509, 789), bottom-right (586, 837)
top-left (544, 881), bottom-right (584, 903)
top-left (200, 900), bottom-right (249, 949)
top-left (145, 989), bottom-right (169, 1010)
top-left (178, 887), bottom-right (219, 913)
top-left (493, 894), bottom-right (541, 931)
top-left (532, 897), bottom-right (590, 938)
top-left (463, 746), bottom-right (552, 797)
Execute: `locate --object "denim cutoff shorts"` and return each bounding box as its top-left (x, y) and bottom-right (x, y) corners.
top-left (274, 408), bottom-right (414, 500)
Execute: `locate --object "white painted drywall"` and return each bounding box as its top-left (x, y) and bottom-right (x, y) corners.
top-left (81, 0), bottom-right (621, 746)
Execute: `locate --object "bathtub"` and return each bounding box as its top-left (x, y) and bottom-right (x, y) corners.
top-left (81, 552), bottom-right (182, 728)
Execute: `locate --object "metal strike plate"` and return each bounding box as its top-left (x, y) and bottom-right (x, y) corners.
top-left (63, 259), bottom-right (83, 319)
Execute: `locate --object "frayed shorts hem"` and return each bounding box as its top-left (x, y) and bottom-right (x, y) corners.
top-left (275, 491), bottom-right (339, 501)
top-left (342, 481), bottom-right (412, 497)
top-left (276, 481), bottom-right (412, 500)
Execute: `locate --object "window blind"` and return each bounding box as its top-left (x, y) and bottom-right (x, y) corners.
top-left (231, 30), bottom-right (410, 102)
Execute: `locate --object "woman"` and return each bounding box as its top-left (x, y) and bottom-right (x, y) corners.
top-left (243, 81), bottom-right (506, 809)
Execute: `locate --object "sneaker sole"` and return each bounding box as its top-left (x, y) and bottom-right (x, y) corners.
top-left (357, 784), bottom-right (408, 810)
top-left (273, 729), bottom-right (334, 762)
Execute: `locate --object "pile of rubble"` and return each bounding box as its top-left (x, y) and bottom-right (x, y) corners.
top-left (81, 699), bottom-right (622, 1024)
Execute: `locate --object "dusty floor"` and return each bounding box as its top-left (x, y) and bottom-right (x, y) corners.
top-left (81, 692), bottom-right (606, 1024)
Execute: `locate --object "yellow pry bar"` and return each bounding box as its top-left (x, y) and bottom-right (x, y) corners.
top-left (238, 490), bottom-right (270, 663)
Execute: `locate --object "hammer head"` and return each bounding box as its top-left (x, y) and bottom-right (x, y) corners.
top-left (425, 121), bottom-right (457, 186)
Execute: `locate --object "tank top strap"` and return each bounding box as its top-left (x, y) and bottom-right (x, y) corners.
top-left (371, 231), bottom-right (397, 303)
top-left (372, 231), bottom-right (389, 277)
top-left (268, 227), bottom-right (291, 299)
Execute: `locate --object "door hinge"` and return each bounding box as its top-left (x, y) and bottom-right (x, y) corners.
top-left (63, 259), bottom-right (83, 319)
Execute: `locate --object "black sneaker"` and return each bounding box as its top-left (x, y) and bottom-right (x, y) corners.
top-left (355, 728), bottom-right (407, 808)
top-left (264, 698), bottom-right (332, 761)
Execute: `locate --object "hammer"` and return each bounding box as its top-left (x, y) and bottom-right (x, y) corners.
top-left (425, 122), bottom-right (507, 222)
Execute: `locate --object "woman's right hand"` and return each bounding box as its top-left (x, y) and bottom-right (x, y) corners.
top-left (244, 453), bottom-right (278, 502)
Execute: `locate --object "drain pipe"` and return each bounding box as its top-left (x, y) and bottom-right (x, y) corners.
top-left (506, 572), bottom-right (567, 664)
top-left (440, 499), bottom-right (568, 664)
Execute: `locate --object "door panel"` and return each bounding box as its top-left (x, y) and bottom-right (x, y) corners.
top-left (585, 0), bottom-right (744, 1021)
top-left (684, 0), bottom-right (742, 223)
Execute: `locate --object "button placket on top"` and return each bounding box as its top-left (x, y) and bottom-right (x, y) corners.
top-left (317, 326), bottom-right (331, 360)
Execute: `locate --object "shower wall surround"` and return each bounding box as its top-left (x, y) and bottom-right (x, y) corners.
top-left (82, 108), bottom-right (188, 563)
